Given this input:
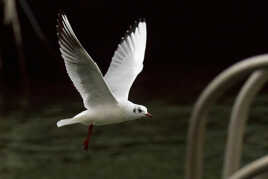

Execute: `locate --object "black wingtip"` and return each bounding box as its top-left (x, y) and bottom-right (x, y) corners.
top-left (120, 18), bottom-right (145, 43)
top-left (138, 17), bottom-right (146, 23)
top-left (56, 10), bottom-right (67, 31)
top-left (56, 15), bottom-right (62, 31)
top-left (57, 10), bottom-right (67, 26)
top-left (56, 12), bottom-right (66, 42)
top-left (58, 10), bottom-right (66, 18)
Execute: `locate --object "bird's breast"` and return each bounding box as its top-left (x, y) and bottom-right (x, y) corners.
top-left (78, 105), bottom-right (127, 126)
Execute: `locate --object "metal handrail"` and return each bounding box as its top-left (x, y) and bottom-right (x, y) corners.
top-left (229, 156), bottom-right (268, 179)
top-left (223, 70), bottom-right (268, 179)
top-left (186, 54), bottom-right (268, 179)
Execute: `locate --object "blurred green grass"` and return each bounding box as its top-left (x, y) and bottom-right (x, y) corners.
top-left (1, 95), bottom-right (268, 179)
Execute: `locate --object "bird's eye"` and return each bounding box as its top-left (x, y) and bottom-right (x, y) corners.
top-left (133, 109), bottom-right (136, 113)
top-left (138, 108), bottom-right (142, 113)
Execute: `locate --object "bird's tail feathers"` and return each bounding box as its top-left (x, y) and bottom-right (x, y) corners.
top-left (56, 118), bottom-right (78, 127)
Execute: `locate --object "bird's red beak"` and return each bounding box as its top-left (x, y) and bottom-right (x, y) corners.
top-left (145, 112), bottom-right (152, 118)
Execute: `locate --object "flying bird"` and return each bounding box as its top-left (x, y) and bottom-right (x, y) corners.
top-left (56, 13), bottom-right (152, 150)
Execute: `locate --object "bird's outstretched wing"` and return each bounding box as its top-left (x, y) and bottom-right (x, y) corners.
top-left (56, 13), bottom-right (117, 108)
top-left (104, 20), bottom-right (147, 100)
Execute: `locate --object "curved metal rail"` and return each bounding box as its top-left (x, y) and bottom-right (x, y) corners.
top-left (229, 156), bottom-right (268, 179)
top-left (223, 70), bottom-right (268, 179)
top-left (186, 54), bottom-right (268, 179)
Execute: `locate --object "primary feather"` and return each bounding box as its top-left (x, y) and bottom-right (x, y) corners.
top-left (104, 20), bottom-right (147, 100)
top-left (56, 13), bottom-right (118, 108)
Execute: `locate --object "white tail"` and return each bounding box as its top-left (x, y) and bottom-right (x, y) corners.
top-left (56, 118), bottom-right (78, 127)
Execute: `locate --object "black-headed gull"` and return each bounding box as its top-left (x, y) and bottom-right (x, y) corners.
top-left (56, 13), bottom-right (152, 150)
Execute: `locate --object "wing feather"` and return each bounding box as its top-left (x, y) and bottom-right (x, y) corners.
top-left (104, 20), bottom-right (147, 100)
top-left (56, 13), bottom-right (117, 108)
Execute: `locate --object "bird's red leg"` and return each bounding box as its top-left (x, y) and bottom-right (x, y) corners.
top-left (83, 124), bottom-right (93, 151)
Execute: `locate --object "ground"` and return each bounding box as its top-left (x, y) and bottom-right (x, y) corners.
top-left (1, 95), bottom-right (268, 179)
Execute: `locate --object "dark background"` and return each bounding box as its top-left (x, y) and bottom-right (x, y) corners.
top-left (2, 1), bottom-right (268, 178)
top-left (1, 0), bottom-right (268, 104)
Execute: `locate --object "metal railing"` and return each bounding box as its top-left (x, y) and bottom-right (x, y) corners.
top-left (185, 54), bottom-right (268, 179)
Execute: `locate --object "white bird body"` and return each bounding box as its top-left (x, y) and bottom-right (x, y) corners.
top-left (57, 100), bottom-right (137, 126)
top-left (56, 13), bottom-right (151, 149)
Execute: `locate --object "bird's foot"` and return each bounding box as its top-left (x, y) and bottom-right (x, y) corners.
top-left (83, 124), bottom-right (93, 151)
top-left (83, 139), bottom-right (89, 150)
